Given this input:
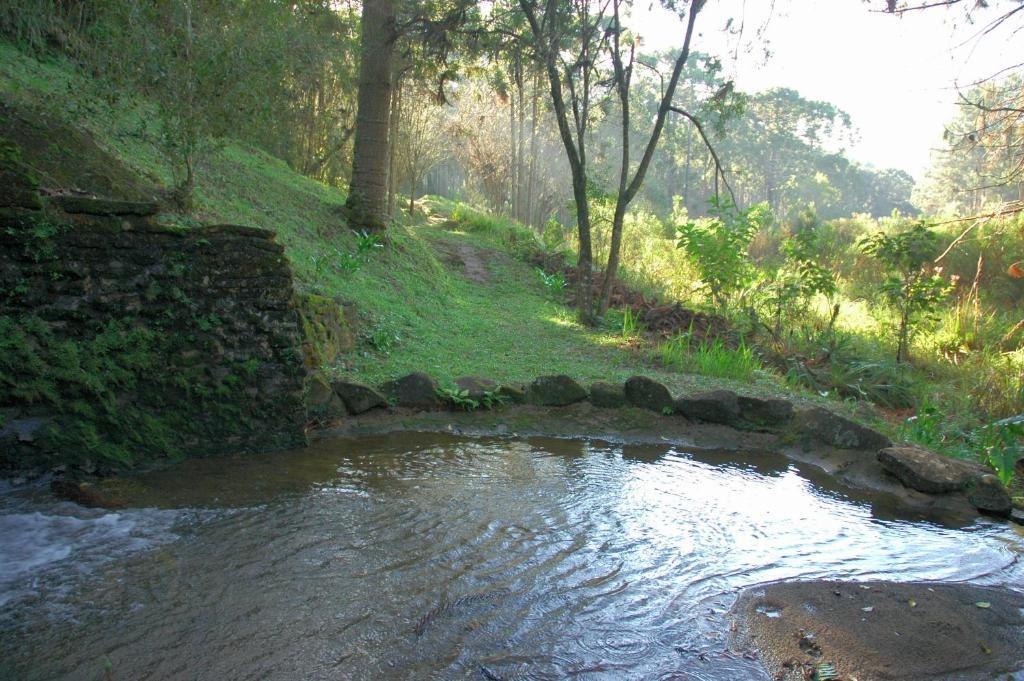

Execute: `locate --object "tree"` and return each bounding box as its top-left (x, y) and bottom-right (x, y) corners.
top-left (345, 0), bottom-right (397, 232)
top-left (517, 0), bottom-right (609, 321)
top-left (344, 0), bottom-right (483, 232)
top-left (596, 0), bottom-right (708, 317)
top-left (915, 75), bottom-right (1023, 213)
top-left (859, 221), bottom-right (954, 363)
top-left (77, 0), bottom-right (294, 210)
top-left (395, 85), bottom-right (450, 213)
top-left (518, 0), bottom-right (710, 322)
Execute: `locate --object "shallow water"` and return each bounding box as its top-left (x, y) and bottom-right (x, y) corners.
top-left (1, 433), bottom-right (1022, 680)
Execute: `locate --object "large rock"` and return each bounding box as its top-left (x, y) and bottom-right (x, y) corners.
top-left (454, 376), bottom-right (498, 401)
top-left (589, 381), bottom-right (627, 408)
top-left (877, 444), bottom-right (1012, 516)
top-left (624, 376), bottom-right (674, 413)
top-left (305, 373), bottom-right (346, 421)
top-left (732, 580), bottom-right (1024, 681)
top-left (381, 372), bottom-right (441, 410)
top-left (966, 474), bottom-right (1013, 517)
top-left (332, 380), bottom-right (387, 414)
top-left (526, 375), bottom-right (587, 406)
top-left (877, 444), bottom-right (981, 494)
top-left (51, 479), bottom-right (127, 509)
top-left (675, 390), bottom-right (740, 425)
top-left (738, 395), bottom-right (793, 429)
top-left (497, 382), bottom-right (526, 404)
top-left (793, 407), bottom-right (891, 450)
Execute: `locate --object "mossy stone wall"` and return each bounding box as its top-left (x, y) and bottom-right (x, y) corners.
top-left (0, 169), bottom-right (308, 473)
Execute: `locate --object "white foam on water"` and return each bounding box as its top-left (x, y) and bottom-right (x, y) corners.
top-left (0, 499), bottom-right (183, 609)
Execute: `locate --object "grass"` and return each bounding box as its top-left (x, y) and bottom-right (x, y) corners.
top-left (657, 335), bottom-right (762, 382)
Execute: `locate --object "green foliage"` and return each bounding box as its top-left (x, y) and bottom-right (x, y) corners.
top-left (675, 196), bottom-right (772, 308)
top-left (310, 229), bottom-right (384, 276)
top-left (535, 267), bottom-right (566, 296)
top-left (360, 315), bottom-right (402, 354)
top-left (436, 385), bottom-right (508, 412)
top-left (969, 417), bottom-right (1022, 486)
top-left (448, 203), bottom-right (539, 255)
top-left (785, 335), bottom-right (920, 409)
top-left (621, 307), bottom-right (642, 338)
top-left (858, 221), bottom-right (954, 362)
top-left (437, 386), bottom-right (479, 411)
top-left (897, 400), bottom-right (950, 449)
top-left (0, 315), bottom-right (175, 465)
top-left (658, 333), bottom-right (761, 381)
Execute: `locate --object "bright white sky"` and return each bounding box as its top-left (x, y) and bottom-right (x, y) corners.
top-left (632, 0), bottom-right (1022, 179)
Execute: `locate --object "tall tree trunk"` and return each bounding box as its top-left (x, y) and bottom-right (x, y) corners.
top-left (345, 0), bottom-right (395, 232)
top-left (515, 56), bottom-right (526, 222)
top-left (386, 79), bottom-right (403, 218)
top-left (526, 70), bottom-right (539, 228)
top-left (509, 77), bottom-right (518, 218)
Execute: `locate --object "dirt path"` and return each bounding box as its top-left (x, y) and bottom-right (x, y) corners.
top-left (429, 236), bottom-right (497, 284)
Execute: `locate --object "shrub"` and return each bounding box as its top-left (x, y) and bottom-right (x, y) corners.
top-left (675, 196), bottom-right (772, 308)
top-left (858, 220), bottom-right (954, 362)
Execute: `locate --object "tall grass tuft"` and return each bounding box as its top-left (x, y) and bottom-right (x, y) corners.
top-left (657, 334), bottom-right (760, 381)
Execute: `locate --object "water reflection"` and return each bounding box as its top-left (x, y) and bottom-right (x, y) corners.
top-left (0, 433), bottom-right (1020, 681)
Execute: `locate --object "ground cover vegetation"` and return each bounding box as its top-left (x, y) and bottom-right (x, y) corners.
top-left (1, 0), bottom-right (1022, 489)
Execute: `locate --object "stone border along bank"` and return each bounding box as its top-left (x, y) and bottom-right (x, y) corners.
top-left (322, 372), bottom-right (1015, 520)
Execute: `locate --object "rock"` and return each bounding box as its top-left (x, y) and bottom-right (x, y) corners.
top-left (966, 474), bottom-right (1013, 517)
top-left (738, 395), bottom-right (793, 429)
top-left (497, 383), bottom-right (526, 404)
top-left (794, 407), bottom-right (891, 450)
top-left (305, 373), bottom-right (346, 421)
top-left (296, 293), bottom-right (357, 369)
top-left (0, 416), bottom-right (51, 443)
top-left (381, 372), bottom-right (441, 410)
top-left (675, 390), bottom-right (740, 425)
top-left (51, 479), bottom-right (126, 509)
top-left (51, 195), bottom-right (158, 216)
top-left (877, 444), bottom-right (982, 494)
top-left (589, 381), bottom-right (627, 408)
top-left (454, 376), bottom-right (498, 401)
top-left (1011, 507), bottom-right (1024, 526)
top-left (526, 375), bottom-right (587, 407)
top-left (731, 580), bottom-right (1024, 681)
top-left (624, 376), bottom-right (674, 413)
top-left (332, 380), bottom-right (386, 414)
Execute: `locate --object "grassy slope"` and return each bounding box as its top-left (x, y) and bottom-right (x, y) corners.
top-left (0, 43), bottom-right (862, 416)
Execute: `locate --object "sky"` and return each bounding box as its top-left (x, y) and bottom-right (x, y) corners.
top-left (632, 0), bottom-right (1022, 179)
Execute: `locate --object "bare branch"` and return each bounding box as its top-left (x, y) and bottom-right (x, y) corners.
top-left (668, 106), bottom-right (737, 205)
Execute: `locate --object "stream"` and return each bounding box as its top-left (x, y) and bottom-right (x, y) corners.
top-left (1, 432), bottom-right (1022, 680)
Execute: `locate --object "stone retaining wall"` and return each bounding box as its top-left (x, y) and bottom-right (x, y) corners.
top-left (0, 170), bottom-right (308, 473)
